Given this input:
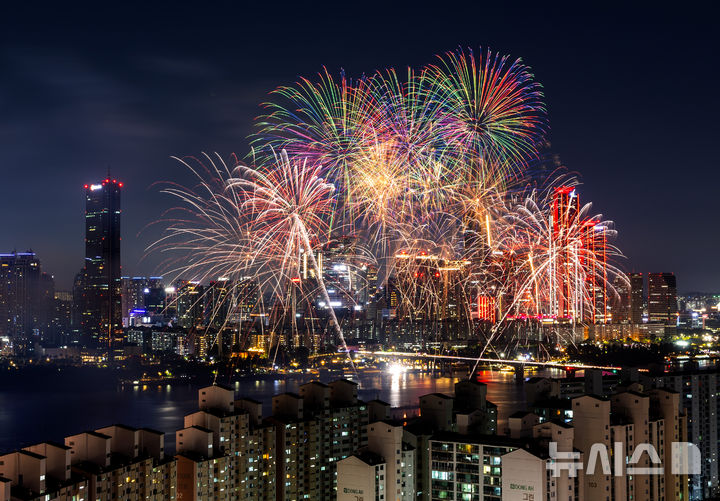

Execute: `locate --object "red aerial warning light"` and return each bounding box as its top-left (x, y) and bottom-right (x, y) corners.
top-left (118, 182), bottom-right (123, 187)
top-left (83, 184), bottom-right (89, 189)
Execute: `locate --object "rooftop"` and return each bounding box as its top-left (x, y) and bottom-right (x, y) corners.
top-left (353, 449), bottom-right (385, 466)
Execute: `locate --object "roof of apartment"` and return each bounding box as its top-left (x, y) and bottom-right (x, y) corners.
top-left (571, 394), bottom-right (610, 403)
top-left (190, 407), bottom-right (228, 419)
top-left (352, 450), bottom-right (385, 466)
top-left (42, 441), bottom-right (72, 450)
top-left (177, 425), bottom-right (214, 435)
top-left (420, 392), bottom-right (453, 400)
top-left (330, 378), bottom-right (358, 386)
top-left (98, 423), bottom-right (138, 432)
top-left (274, 391), bottom-right (302, 399)
top-left (371, 419), bottom-right (405, 429)
top-left (66, 430), bottom-right (111, 440)
top-left (207, 383), bottom-right (234, 392)
top-left (613, 389), bottom-right (649, 399)
top-left (539, 419), bottom-right (573, 430)
top-left (139, 427), bottom-right (164, 436)
top-left (17, 450), bottom-right (45, 460)
top-left (300, 381), bottom-right (329, 388)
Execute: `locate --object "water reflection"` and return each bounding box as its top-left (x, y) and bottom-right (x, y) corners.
top-left (0, 368), bottom-right (563, 452)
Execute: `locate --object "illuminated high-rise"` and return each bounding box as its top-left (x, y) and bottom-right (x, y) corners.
top-left (648, 272), bottom-right (677, 325)
top-left (236, 278), bottom-right (259, 321)
top-left (551, 186), bottom-right (579, 319)
top-left (175, 281), bottom-right (205, 329)
top-left (80, 179), bottom-right (122, 351)
top-left (611, 273), bottom-right (630, 323)
top-left (581, 219), bottom-right (608, 324)
top-left (121, 276), bottom-right (146, 325)
top-left (550, 187), bottom-right (610, 324)
top-left (629, 272), bottom-right (644, 324)
top-left (0, 251), bottom-right (53, 348)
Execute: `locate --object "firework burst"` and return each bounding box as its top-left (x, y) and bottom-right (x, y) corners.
top-left (154, 47), bottom-right (626, 371)
top-left (152, 150), bottom-right (359, 364)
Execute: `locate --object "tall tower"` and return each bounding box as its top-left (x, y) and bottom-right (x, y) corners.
top-left (81, 179), bottom-right (122, 352)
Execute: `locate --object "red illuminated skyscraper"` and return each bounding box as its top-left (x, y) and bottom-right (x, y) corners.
top-left (551, 186), bottom-right (579, 319)
top-left (551, 187), bottom-right (608, 324)
top-left (476, 295), bottom-right (496, 322)
top-left (581, 219), bottom-right (608, 324)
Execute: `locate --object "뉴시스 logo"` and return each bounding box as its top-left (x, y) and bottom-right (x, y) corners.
top-left (547, 441), bottom-right (701, 477)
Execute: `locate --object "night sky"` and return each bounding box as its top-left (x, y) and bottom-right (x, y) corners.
top-left (1, 2), bottom-right (717, 291)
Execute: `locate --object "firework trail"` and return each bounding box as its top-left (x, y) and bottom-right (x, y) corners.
top-left (252, 48), bottom-right (546, 277)
top-left (155, 46), bottom-right (626, 373)
top-left (151, 150), bottom-right (357, 367)
top-left (468, 180), bottom-right (627, 373)
top-left (426, 48), bottom-right (546, 171)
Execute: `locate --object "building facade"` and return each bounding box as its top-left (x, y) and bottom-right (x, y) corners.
top-left (648, 272), bottom-right (677, 325)
top-left (79, 179), bottom-right (122, 351)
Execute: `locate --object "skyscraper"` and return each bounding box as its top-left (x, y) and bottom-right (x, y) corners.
top-left (648, 272), bottom-right (677, 325)
top-left (0, 251), bottom-right (53, 349)
top-left (629, 272), bottom-right (644, 324)
top-left (175, 281), bottom-right (205, 329)
top-left (80, 179), bottom-right (122, 351)
top-left (121, 276), bottom-right (147, 325)
top-left (551, 186), bottom-right (579, 319)
top-left (582, 219), bottom-right (608, 324)
top-left (611, 273), bottom-right (630, 323)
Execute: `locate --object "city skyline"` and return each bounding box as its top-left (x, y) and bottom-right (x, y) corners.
top-left (1, 3), bottom-right (718, 291)
top-left (3, 5), bottom-right (720, 501)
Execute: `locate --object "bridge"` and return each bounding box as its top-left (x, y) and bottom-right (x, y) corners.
top-left (312, 350), bottom-right (622, 380)
top-left (352, 350), bottom-right (621, 371)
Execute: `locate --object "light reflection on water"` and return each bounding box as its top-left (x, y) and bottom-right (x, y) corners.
top-left (0, 368), bottom-right (563, 453)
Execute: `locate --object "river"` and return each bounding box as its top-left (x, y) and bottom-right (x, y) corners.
top-left (0, 367), bottom-right (564, 453)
